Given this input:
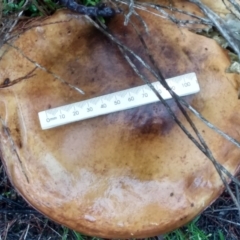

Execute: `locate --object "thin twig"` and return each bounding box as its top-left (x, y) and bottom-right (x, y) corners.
top-left (189, 0), bottom-right (240, 58)
top-left (86, 13), bottom-right (240, 214)
top-left (124, 0), bottom-right (134, 25)
top-left (0, 67), bottom-right (37, 88)
top-left (7, 43), bottom-right (85, 94)
top-left (205, 213), bottom-right (240, 226)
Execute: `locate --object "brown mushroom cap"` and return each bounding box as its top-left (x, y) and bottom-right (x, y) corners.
top-left (201, 0), bottom-right (230, 14)
top-left (0, 6), bottom-right (240, 238)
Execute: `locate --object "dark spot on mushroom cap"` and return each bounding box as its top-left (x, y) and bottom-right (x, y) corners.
top-left (3, 78), bottom-right (10, 86)
top-left (180, 215), bottom-right (188, 221)
top-left (123, 99), bottom-right (182, 137)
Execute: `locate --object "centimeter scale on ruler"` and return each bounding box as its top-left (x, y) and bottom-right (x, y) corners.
top-left (38, 72), bottom-right (200, 130)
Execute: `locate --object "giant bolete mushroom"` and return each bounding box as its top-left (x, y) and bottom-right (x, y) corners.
top-left (0, 1), bottom-right (240, 238)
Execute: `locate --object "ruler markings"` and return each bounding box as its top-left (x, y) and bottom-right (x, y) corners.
top-left (39, 73), bottom-right (200, 130)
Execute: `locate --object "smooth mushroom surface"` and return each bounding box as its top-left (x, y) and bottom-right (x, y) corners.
top-left (0, 3), bottom-right (240, 238)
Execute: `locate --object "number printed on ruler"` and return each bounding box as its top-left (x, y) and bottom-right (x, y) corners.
top-left (39, 72), bottom-right (200, 130)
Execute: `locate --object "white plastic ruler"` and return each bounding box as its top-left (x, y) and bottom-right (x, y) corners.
top-left (38, 72), bottom-right (200, 130)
